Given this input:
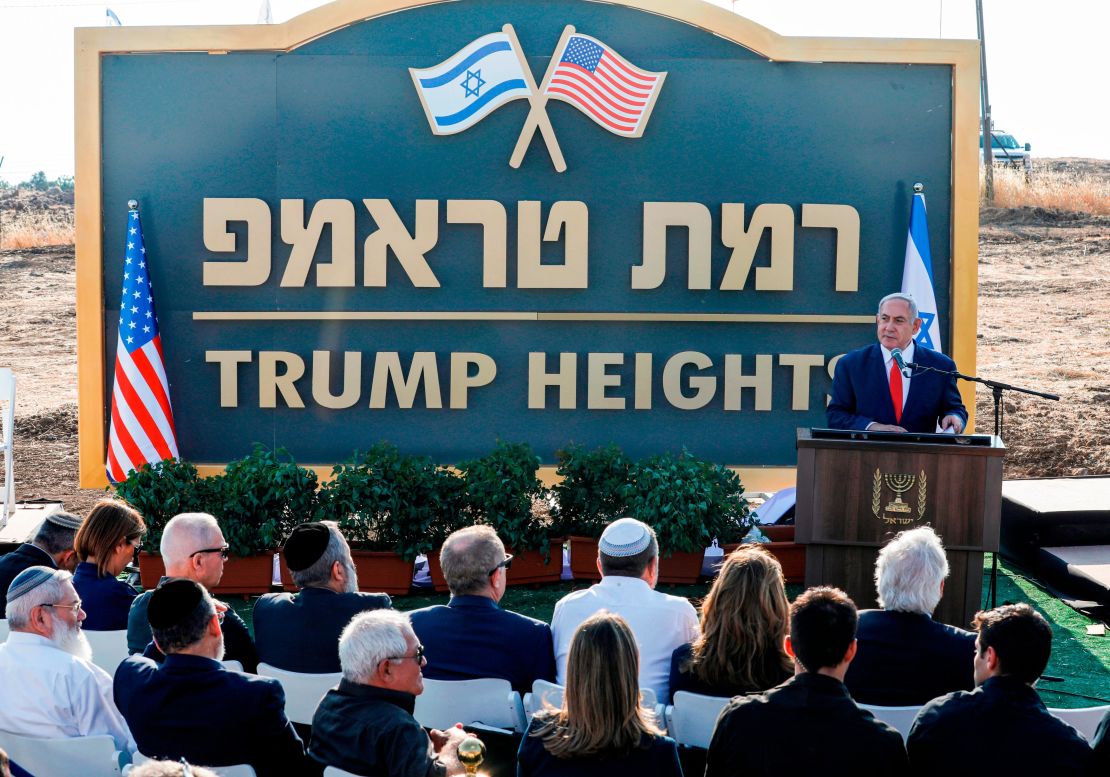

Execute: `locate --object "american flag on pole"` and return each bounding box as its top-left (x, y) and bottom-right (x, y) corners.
top-left (106, 204), bottom-right (178, 483)
top-left (544, 34), bottom-right (665, 138)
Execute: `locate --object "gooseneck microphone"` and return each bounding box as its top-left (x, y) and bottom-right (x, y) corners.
top-left (891, 348), bottom-right (910, 377)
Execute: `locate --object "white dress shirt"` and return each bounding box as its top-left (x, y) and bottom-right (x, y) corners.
top-left (0, 631), bottom-right (135, 752)
top-left (550, 575), bottom-right (698, 703)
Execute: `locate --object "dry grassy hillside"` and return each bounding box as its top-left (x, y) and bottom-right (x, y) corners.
top-left (1, 163), bottom-right (1107, 512)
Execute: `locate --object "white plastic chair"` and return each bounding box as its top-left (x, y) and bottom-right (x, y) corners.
top-left (858, 703), bottom-right (922, 741)
top-left (0, 619), bottom-right (8, 642)
top-left (414, 677), bottom-right (527, 733)
top-left (1048, 704), bottom-right (1110, 742)
top-left (323, 768), bottom-right (361, 777)
top-left (221, 660), bottom-right (244, 672)
top-left (126, 752), bottom-right (256, 776)
top-left (257, 662), bottom-right (341, 725)
top-left (524, 679), bottom-right (661, 725)
top-left (0, 730), bottom-right (126, 776)
top-left (83, 629), bottom-right (131, 675)
top-left (0, 368), bottom-right (15, 526)
top-left (664, 691), bottom-right (730, 749)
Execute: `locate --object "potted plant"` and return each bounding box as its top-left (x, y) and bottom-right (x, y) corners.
top-left (551, 444), bottom-right (633, 581)
top-left (113, 457), bottom-right (206, 589)
top-left (624, 450), bottom-right (754, 584)
top-left (304, 444), bottom-right (466, 595)
top-left (204, 444), bottom-right (320, 595)
top-left (428, 441), bottom-right (556, 589)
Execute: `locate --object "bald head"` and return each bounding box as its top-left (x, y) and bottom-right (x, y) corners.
top-left (161, 513), bottom-right (226, 587)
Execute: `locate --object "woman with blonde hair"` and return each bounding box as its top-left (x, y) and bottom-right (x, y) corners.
top-left (517, 611), bottom-right (682, 777)
top-left (72, 499), bottom-right (146, 630)
top-left (669, 544), bottom-right (792, 697)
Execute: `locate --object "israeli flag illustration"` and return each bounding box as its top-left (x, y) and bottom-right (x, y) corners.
top-left (901, 190), bottom-right (943, 352)
top-left (410, 32), bottom-right (533, 135)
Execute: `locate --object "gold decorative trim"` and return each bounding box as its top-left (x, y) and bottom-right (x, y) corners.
top-left (76, 0), bottom-right (979, 487)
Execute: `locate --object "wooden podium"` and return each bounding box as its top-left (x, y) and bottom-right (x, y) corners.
top-left (795, 428), bottom-right (1006, 629)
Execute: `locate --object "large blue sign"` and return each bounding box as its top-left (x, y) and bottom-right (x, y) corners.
top-left (79, 0), bottom-right (978, 480)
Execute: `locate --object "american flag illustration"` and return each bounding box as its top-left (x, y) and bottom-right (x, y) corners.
top-left (106, 205), bottom-right (178, 483)
top-left (544, 34), bottom-right (665, 137)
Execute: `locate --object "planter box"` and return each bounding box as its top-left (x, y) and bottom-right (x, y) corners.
top-left (426, 547), bottom-right (562, 592)
top-left (724, 529), bottom-right (806, 584)
top-left (279, 550), bottom-right (415, 596)
top-left (570, 537), bottom-right (707, 585)
top-left (138, 552), bottom-right (276, 595)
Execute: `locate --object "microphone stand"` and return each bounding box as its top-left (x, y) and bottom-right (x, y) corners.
top-left (905, 361), bottom-right (1060, 607)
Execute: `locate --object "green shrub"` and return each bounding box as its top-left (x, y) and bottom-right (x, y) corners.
top-left (458, 441), bottom-right (551, 557)
top-left (112, 457), bottom-right (204, 554)
top-left (552, 443), bottom-right (632, 538)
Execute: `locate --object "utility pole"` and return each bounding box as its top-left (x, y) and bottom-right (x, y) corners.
top-left (977, 0), bottom-right (994, 203)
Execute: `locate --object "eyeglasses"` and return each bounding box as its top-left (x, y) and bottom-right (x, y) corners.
top-left (41, 600), bottom-right (83, 615)
top-left (128, 537), bottom-right (143, 550)
top-left (190, 545), bottom-right (230, 560)
top-left (487, 554), bottom-right (513, 577)
top-left (389, 644), bottom-right (426, 664)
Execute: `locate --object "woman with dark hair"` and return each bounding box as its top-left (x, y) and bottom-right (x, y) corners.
top-left (669, 545), bottom-right (793, 697)
top-left (72, 499), bottom-right (146, 630)
top-left (517, 612), bottom-right (682, 777)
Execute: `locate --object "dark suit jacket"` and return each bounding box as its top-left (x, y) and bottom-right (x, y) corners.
top-left (828, 343), bottom-right (967, 433)
top-left (408, 595), bottom-right (556, 694)
top-left (128, 577), bottom-right (258, 672)
top-left (72, 561), bottom-right (137, 631)
top-left (253, 586), bottom-right (392, 673)
top-left (706, 673), bottom-right (907, 777)
top-left (0, 543), bottom-right (57, 618)
top-left (113, 653), bottom-right (312, 777)
top-left (844, 609), bottom-right (976, 706)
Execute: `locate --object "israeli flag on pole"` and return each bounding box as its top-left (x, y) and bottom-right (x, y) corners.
top-left (901, 189), bottom-right (942, 353)
top-left (410, 32), bottom-right (533, 135)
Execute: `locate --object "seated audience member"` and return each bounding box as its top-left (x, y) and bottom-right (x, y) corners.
top-left (409, 525), bottom-right (555, 694)
top-left (73, 500), bottom-right (146, 630)
top-left (0, 511), bottom-right (82, 618)
top-left (127, 513), bottom-right (257, 671)
top-left (0, 566), bottom-right (134, 752)
top-left (310, 609), bottom-right (470, 777)
top-left (706, 587), bottom-right (907, 776)
top-left (907, 603), bottom-right (1091, 775)
top-left (669, 545), bottom-right (792, 697)
top-left (127, 761), bottom-right (218, 777)
top-left (518, 612), bottom-right (682, 777)
top-left (551, 518), bottom-right (697, 702)
top-left (113, 579), bottom-right (311, 776)
top-left (253, 521), bottom-right (392, 673)
top-left (845, 526), bottom-right (976, 705)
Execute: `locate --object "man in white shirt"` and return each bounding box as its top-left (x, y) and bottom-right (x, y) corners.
top-left (0, 566), bottom-right (134, 753)
top-left (550, 518), bottom-right (698, 703)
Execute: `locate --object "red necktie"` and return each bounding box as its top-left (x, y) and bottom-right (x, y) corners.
top-left (889, 361), bottom-right (903, 423)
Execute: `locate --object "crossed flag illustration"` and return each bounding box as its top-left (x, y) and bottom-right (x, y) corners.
top-left (410, 24), bottom-right (667, 173)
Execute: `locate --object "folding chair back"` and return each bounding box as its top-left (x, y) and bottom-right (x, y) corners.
top-left (257, 662), bottom-right (341, 725)
top-left (414, 677), bottom-right (526, 732)
top-left (83, 629), bottom-right (131, 676)
top-left (1048, 704), bottom-right (1110, 742)
top-left (0, 730), bottom-right (125, 777)
top-left (858, 703), bottom-right (922, 741)
top-left (665, 691), bottom-right (730, 749)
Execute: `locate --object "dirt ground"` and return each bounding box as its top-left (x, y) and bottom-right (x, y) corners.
top-left (1, 165), bottom-right (1108, 514)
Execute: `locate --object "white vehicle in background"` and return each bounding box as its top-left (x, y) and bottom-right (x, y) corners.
top-left (980, 130), bottom-right (1033, 172)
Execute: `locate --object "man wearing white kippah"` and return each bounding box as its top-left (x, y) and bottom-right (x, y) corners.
top-left (550, 518), bottom-right (698, 703)
top-left (0, 565), bottom-right (134, 752)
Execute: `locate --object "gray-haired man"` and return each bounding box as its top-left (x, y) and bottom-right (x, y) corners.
top-left (0, 511), bottom-right (82, 618)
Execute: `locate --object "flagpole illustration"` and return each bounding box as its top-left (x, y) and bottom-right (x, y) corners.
top-left (508, 23), bottom-right (574, 172)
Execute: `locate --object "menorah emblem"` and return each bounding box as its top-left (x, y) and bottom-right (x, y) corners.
top-left (872, 469), bottom-right (928, 525)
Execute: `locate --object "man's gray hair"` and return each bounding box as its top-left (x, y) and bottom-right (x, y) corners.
top-left (34, 516), bottom-right (79, 556)
top-left (6, 569), bottom-right (72, 629)
top-left (877, 292), bottom-right (919, 319)
top-left (161, 513), bottom-right (222, 567)
top-left (440, 525), bottom-right (505, 595)
top-left (291, 521), bottom-right (351, 588)
top-left (875, 526), bottom-right (949, 615)
top-left (339, 609), bottom-right (412, 684)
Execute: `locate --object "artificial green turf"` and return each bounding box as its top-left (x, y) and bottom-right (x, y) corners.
top-left (225, 555), bottom-right (1109, 708)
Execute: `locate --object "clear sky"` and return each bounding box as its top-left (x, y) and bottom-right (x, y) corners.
top-left (0, 0), bottom-right (1105, 182)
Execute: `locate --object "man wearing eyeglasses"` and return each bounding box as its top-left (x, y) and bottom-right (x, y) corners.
top-left (310, 609), bottom-right (471, 777)
top-left (114, 579), bottom-right (312, 777)
top-left (409, 525), bottom-right (556, 695)
top-left (0, 566), bottom-right (134, 753)
top-left (126, 513), bottom-right (258, 672)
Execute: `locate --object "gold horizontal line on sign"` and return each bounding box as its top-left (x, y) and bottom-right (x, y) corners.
top-left (192, 311), bottom-right (875, 324)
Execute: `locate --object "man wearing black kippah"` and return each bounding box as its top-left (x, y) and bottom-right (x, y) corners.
top-left (113, 579), bottom-right (314, 776)
top-left (253, 521), bottom-right (392, 673)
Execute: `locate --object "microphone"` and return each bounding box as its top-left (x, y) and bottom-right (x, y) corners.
top-left (891, 348), bottom-right (910, 377)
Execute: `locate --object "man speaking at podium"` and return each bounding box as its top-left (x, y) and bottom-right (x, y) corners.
top-left (828, 293), bottom-right (967, 434)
